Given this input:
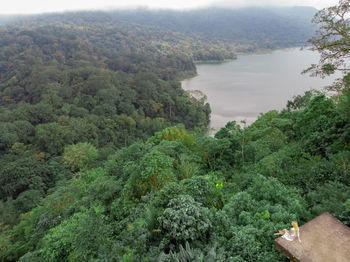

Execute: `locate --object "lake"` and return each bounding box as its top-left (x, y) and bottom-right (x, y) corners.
top-left (182, 48), bottom-right (339, 132)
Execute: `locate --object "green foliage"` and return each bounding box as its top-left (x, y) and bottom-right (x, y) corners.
top-left (129, 149), bottom-right (175, 199)
top-left (304, 0), bottom-right (350, 91)
top-left (0, 157), bottom-right (50, 200)
top-left (2, 81), bottom-right (350, 262)
top-left (307, 181), bottom-right (350, 223)
top-left (286, 90), bottom-right (321, 111)
top-left (62, 142), bottom-right (98, 172)
top-left (339, 84), bottom-right (350, 122)
top-left (35, 123), bottom-right (72, 155)
top-left (1, 108), bottom-right (349, 261)
top-left (39, 209), bottom-right (113, 261)
top-left (216, 175), bottom-right (306, 261)
top-left (159, 195), bottom-right (212, 243)
top-left (180, 175), bottom-right (222, 208)
top-left (150, 127), bottom-right (195, 149)
top-left (294, 94), bottom-right (344, 156)
top-left (0, 11), bottom-right (213, 223)
top-left (170, 242), bottom-right (225, 262)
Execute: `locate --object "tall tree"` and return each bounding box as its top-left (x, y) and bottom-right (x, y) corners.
top-left (303, 0), bottom-right (350, 92)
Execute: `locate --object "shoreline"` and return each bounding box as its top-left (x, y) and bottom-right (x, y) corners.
top-left (191, 46), bottom-right (307, 68)
top-left (181, 45), bottom-right (330, 133)
top-left (186, 45), bottom-right (309, 77)
top-left (182, 46), bottom-right (306, 81)
top-left (194, 59), bottom-right (236, 65)
top-left (236, 45), bottom-right (307, 56)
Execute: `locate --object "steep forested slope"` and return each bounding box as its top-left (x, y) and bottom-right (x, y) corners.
top-left (0, 14), bottom-right (215, 228)
top-left (1, 90), bottom-right (349, 261)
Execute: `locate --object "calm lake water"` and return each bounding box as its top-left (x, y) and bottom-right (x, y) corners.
top-left (182, 48), bottom-right (339, 132)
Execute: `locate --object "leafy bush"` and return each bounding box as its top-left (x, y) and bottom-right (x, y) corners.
top-left (62, 142), bottom-right (98, 172)
top-left (159, 195), bottom-right (212, 244)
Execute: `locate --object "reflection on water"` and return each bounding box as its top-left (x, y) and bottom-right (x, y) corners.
top-left (182, 48), bottom-right (339, 132)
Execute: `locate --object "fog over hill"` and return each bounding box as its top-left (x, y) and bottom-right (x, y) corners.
top-left (103, 6), bottom-right (318, 51)
top-left (213, 0), bottom-right (335, 9)
top-left (0, 0), bottom-right (338, 14)
top-left (1, 6), bottom-right (318, 52)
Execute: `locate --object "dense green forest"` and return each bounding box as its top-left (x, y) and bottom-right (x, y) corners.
top-left (1, 91), bottom-right (349, 261)
top-left (0, 11), bottom-right (215, 234)
top-left (0, 2), bottom-right (349, 261)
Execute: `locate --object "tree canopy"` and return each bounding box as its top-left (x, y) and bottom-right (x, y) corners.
top-left (1, 91), bottom-right (349, 261)
top-left (304, 0), bottom-right (350, 92)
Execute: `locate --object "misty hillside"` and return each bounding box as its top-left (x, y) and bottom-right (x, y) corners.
top-left (105, 6), bottom-right (318, 51)
top-left (0, 15), bottom-right (25, 25)
top-left (7, 6), bottom-right (318, 52)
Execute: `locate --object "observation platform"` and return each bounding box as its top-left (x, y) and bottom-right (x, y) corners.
top-left (275, 212), bottom-right (350, 262)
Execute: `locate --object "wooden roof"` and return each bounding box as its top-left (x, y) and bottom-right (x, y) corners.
top-left (275, 212), bottom-right (350, 262)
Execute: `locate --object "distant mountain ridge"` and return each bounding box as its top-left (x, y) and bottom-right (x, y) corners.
top-left (102, 6), bottom-right (318, 51)
top-left (2, 6), bottom-right (317, 52)
top-left (0, 15), bottom-right (25, 25)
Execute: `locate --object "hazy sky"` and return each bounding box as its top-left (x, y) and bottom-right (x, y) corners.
top-left (0, 0), bottom-right (340, 15)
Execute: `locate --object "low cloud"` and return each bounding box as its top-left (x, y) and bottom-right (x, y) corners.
top-left (211, 0), bottom-right (338, 9)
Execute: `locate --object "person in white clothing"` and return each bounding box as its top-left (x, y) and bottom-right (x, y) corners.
top-left (274, 221), bottom-right (301, 243)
